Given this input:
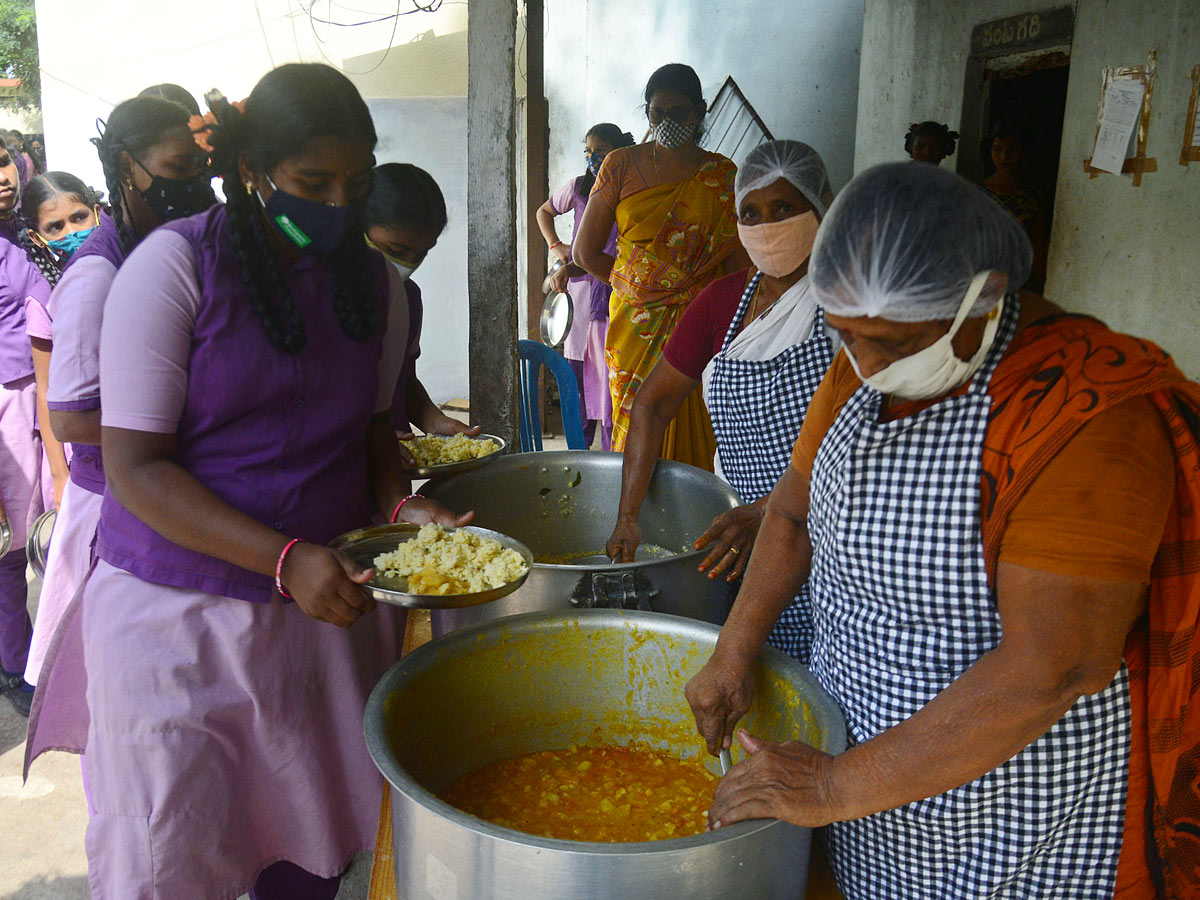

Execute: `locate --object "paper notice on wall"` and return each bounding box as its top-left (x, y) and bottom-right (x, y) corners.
top-left (1091, 79), bottom-right (1145, 173)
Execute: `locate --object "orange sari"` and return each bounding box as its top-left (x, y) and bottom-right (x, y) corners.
top-left (605, 156), bottom-right (739, 469)
top-left (981, 312), bottom-right (1200, 899)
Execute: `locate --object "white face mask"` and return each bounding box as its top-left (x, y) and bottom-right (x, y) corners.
top-left (390, 260), bottom-right (417, 282)
top-left (843, 271), bottom-right (1004, 402)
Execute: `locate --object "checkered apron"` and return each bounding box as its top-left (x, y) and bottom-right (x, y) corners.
top-left (808, 295), bottom-right (1130, 898)
top-left (708, 272), bottom-right (833, 662)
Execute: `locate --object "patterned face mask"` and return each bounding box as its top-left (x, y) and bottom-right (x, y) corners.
top-left (133, 156), bottom-right (217, 222)
top-left (584, 150), bottom-right (607, 176)
top-left (651, 116), bottom-right (695, 150)
top-left (46, 224), bottom-right (98, 260)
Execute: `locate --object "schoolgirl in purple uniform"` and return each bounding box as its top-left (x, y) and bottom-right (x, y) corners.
top-left (30, 64), bottom-right (466, 898)
top-left (18, 172), bottom-right (104, 516)
top-left (24, 98), bottom-right (215, 689)
top-left (0, 142), bottom-right (51, 715)
top-left (363, 162), bottom-right (482, 444)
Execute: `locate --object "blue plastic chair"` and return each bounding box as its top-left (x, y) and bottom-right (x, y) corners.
top-left (517, 339), bottom-right (588, 452)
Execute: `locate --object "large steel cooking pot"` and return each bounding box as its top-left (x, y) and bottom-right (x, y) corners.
top-left (423, 451), bottom-right (739, 635)
top-left (365, 609), bottom-right (847, 900)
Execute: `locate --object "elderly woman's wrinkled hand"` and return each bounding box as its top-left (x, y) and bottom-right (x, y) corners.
top-left (686, 649), bottom-right (756, 756)
top-left (695, 504), bottom-right (763, 582)
top-left (708, 731), bottom-right (840, 831)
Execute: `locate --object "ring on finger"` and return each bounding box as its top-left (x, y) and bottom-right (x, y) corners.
top-left (727, 546), bottom-right (740, 556)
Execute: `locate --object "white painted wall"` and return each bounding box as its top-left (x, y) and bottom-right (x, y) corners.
top-left (541, 0), bottom-right (865, 237)
top-left (855, 0), bottom-right (1200, 378)
top-left (367, 97), bottom-right (469, 403)
top-left (32, 0), bottom-right (470, 401)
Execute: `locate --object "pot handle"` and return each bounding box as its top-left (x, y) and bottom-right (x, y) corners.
top-left (570, 571), bottom-right (658, 611)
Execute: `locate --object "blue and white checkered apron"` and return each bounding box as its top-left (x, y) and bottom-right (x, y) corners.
top-left (807, 295), bottom-right (1130, 898)
top-left (707, 272), bottom-right (833, 663)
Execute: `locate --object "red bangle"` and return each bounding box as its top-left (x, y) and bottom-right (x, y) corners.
top-left (550, 240), bottom-right (565, 250)
top-left (390, 494), bottom-right (420, 524)
top-left (275, 538), bottom-right (305, 599)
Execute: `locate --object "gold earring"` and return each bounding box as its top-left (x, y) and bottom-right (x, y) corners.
top-left (244, 182), bottom-right (254, 194)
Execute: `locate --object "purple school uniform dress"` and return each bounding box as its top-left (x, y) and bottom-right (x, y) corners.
top-left (0, 235), bottom-right (49, 676)
top-left (549, 176), bottom-right (615, 448)
top-left (24, 214), bottom-right (123, 686)
top-left (27, 206), bottom-right (409, 899)
top-left (387, 278), bottom-right (423, 432)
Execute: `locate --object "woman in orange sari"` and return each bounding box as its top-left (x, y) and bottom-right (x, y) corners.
top-left (687, 162), bottom-right (1200, 899)
top-left (575, 63), bottom-right (747, 470)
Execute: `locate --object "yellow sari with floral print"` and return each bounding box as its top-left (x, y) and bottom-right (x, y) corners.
top-left (605, 155), bottom-right (739, 469)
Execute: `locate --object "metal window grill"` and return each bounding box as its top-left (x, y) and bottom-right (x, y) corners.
top-left (701, 76), bottom-right (774, 165)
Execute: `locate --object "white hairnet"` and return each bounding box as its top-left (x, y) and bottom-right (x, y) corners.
top-left (810, 162), bottom-right (1032, 322)
top-left (734, 139), bottom-right (834, 218)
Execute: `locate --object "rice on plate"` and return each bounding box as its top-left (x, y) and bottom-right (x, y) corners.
top-left (402, 433), bottom-right (499, 466)
top-left (373, 523), bottom-right (528, 595)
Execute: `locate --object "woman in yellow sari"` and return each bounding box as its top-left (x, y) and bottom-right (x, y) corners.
top-left (575, 63), bottom-right (747, 470)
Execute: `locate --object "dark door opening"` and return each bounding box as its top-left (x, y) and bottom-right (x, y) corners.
top-left (978, 56), bottom-right (1070, 290)
top-left (958, 7), bottom-right (1074, 292)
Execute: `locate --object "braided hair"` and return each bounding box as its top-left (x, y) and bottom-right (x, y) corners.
top-left (17, 171), bottom-right (103, 287)
top-left (207, 63), bottom-right (379, 355)
top-left (92, 97), bottom-right (192, 257)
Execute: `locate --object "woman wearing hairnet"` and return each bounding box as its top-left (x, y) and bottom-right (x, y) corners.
top-left (686, 162), bottom-right (1200, 898)
top-left (606, 140), bottom-right (838, 663)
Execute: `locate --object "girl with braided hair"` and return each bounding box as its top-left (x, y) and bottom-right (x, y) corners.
top-left (0, 142), bottom-right (51, 715)
top-left (17, 172), bottom-right (103, 518)
top-left (22, 97), bottom-right (214, 690)
top-left (28, 62), bottom-right (468, 899)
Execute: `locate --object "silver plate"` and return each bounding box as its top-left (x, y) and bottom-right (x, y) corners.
top-left (27, 509), bottom-right (57, 578)
top-left (328, 523), bottom-right (534, 610)
top-left (539, 291), bottom-right (573, 349)
top-left (405, 434), bottom-right (507, 479)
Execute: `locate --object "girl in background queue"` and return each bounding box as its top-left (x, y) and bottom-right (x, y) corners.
top-left (607, 141), bottom-right (839, 664)
top-left (28, 63), bottom-right (466, 898)
top-left (904, 121), bottom-right (958, 165)
top-left (536, 123), bottom-right (634, 450)
top-left (23, 97), bottom-right (215, 689)
top-left (363, 162), bottom-right (479, 449)
top-left (19, 172), bottom-right (104, 513)
top-left (0, 143), bottom-right (51, 715)
top-left (574, 63), bottom-right (748, 470)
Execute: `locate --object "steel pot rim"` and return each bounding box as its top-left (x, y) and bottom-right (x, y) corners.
top-left (365, 608), bottom-right (846, 855)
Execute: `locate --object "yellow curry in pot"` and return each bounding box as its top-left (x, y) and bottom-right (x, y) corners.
top-left (439, 742), bottom-right (719, 842)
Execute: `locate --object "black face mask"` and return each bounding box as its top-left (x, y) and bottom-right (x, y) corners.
top-left (132, 157), bottom-right (216, 222)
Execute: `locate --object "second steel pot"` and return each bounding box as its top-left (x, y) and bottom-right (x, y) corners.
top-left (422, 451), bottom-right (740, 635)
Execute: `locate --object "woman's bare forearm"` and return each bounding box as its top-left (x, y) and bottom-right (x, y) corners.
top-left (49, 409), bottom-right (101, 445)
top-left (104, 427), bottom-right (289, 576)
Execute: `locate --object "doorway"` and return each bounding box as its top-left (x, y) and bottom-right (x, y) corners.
top-left (958, 7), bottom-right (1074, 292)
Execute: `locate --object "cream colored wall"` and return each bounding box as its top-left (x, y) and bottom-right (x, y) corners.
top-left (31, 0), bottom-right (471, 401)
top-left (33, 0), bottom-right (465, 189)
top-left (855, 0), bottom-right (1200, 378)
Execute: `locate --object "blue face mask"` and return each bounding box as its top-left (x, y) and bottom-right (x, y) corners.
top-left (46, 225), bottom-right (97, 260)
top-left (257, 174), bottom-right (364, 257)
